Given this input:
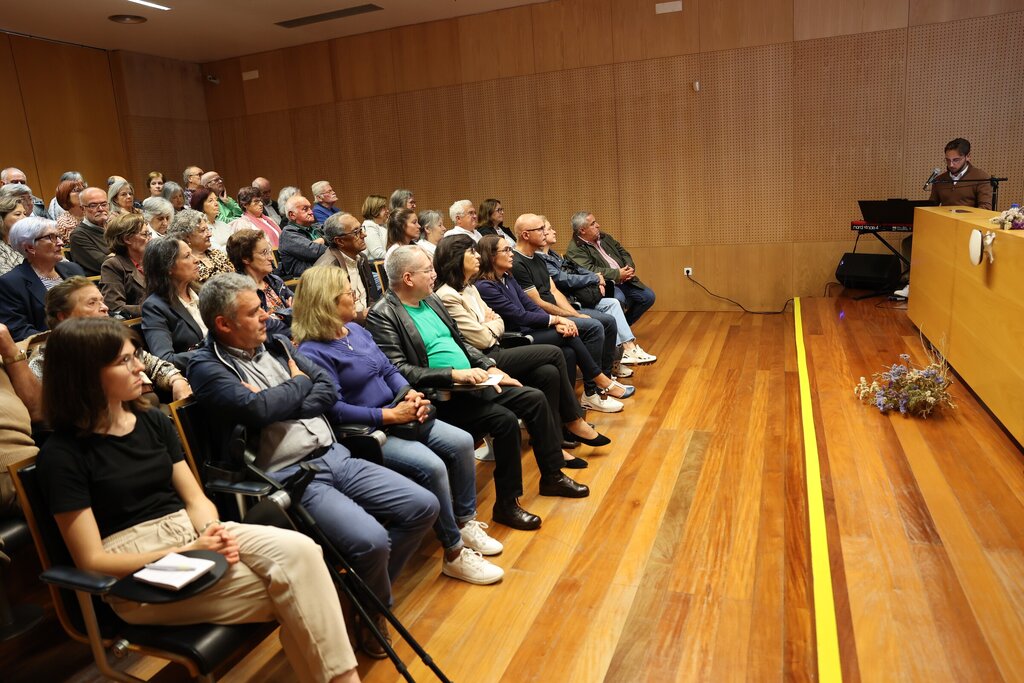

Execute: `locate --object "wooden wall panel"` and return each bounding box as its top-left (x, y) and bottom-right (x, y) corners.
top-left (459, 76), bottom-right (544, 224)
top-left (121, 117), bottom-right (214, 192)
top-left (109, 51), bottom-right (207, 120)
top-left (240, 41), bottom-right (333, 115)
top-left (207, 118), bottom-right (250, 196)
top-left (699, 0), bottom-right (794, 52)
top-left (792, 30), bottom-right (907, 242)
top-left (0, 34), bottom-right (39, 191)
top-left (613, 56), bottom-right (702, 248)
top-left (611, 0), bottom-right (699, 62)
top-left (794, 0), bottom-right (909, 40)
top-left (903, 13), bottom-right (1024, 208)
top-left (391, 20), bottom-right (463, 93)
top-left (909, 0), bottom-right (1024, 26)
top-left (336, 97), bottom-right (405, 213)
top-left (697, 44), bottom-right (794, 244)
top-left (202, 58), bottom-right (244, 121)
top-left (393, 85), bottom-right (470, 214)
top-left (458, 7), bottom-right (536, 83)
top-left (289, 104), bottom-right (343, 206)
top-left (10, 35), bottom-right (126, 196)
top-left (531, 0), bottom-right (614, 73)
top-left (535, 66), bottom-right (621, 237)
top-left (240, 111), bottom-right (296, 197)
top-left (330, 30), bottom-right (397, 101)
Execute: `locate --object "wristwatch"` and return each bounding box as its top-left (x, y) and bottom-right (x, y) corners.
top-left (0, 350), bottom-right (27, 367)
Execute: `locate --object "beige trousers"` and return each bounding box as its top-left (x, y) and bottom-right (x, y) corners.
top-left (103, 509), bottom-right (357, 683)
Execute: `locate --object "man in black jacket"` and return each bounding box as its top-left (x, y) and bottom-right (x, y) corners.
top-left (366, 246), bottom-right (589, 531)
top-left (278, 194), bottom-right (326, 279)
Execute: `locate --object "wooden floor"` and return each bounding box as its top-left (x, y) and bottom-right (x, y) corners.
top-left (6, 297), bottom-right (1023, 682)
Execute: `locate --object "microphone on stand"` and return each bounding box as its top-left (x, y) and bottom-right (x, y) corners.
top-left (922, 167), bottom-right (941, 191)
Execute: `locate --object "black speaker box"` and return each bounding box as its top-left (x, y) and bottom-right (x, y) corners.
top-left (835, 252), bottom-right (901, 290)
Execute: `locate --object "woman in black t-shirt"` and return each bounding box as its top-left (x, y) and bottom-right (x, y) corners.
top-left (37, 317), bottom-right (360, 683)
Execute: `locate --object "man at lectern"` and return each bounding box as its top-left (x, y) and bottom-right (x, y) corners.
top-left (928, 138), bottom-right (993, 210)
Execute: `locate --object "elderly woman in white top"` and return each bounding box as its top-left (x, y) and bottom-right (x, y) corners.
top-left (142, 196), bottom-right (174, 236)
top-left (360, 194), bottom-right (389, 260)
top-left (415, 209), bottom-right (446, 258)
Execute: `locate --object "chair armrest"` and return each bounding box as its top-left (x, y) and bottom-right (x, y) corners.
top-left (331, 423), bottom-right (386, 465)
top-left (40, 566), bottom-right (117, 594)
top-left (499, 332), bottom-right (532, 349)
top-left (205, 479), bottom-right (274, 497)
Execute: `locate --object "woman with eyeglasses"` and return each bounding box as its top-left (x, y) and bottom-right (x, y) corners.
top-left (53, 179), bottom-right (86, 244)
top-left (0, 216), bottom-right (85, 341)
top-left (476, 199), bottom-right (515, 242)
top-left (234, 186), bottom-right (282, 248)
top-left (360, 194), bottom-right (389, 260)
top-left (0, 196), bottom-right (27, 276)
top-left (226, 229), bottom-right (293, 324)
top-left (434, 235), bottom-right (609, 457)
top-left (35, 316), bottom-right (360, 683)
top-left (100, 213), bottom-right (151, 318)
top-left (166, 208), bottom-right (233, 286)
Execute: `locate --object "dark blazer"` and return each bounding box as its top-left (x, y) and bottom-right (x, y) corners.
top-left (140, 292), bottom-right (205, 371)
top-left (0, 260), bottom-right (86, 341)
top-left (365, 290), bottom-right (495, 396)
top-left (68, 220), bottom-right (109, 276)
top-left (565, 231), bottom-right (647, 290)
top-left (278, 221), bottom-right (326, 279)
top-left (99, 253), bottom-right (146, 317)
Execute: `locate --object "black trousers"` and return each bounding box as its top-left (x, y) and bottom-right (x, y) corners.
top-left (487, 343), bottom-right (585, 426)
top-left (436, 384), bottom-right (563, 499)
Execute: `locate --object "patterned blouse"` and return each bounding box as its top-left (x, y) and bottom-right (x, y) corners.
top-left (0, 241), bottom-right (23, 277)
top-left (55, 212), bottom-right (80, 244)
top-left (194, 248), bottom-right (235, 285)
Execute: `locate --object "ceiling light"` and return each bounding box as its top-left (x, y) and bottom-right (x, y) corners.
top-left (128, 0), bottom-right (172, 9)
top-left (108, 15), bottom-right (148, 24)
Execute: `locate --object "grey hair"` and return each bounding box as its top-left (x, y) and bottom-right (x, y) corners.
top-left (182, 166), bottom-right (199, 185)
top-left (198, 272), bottom-right (258, 332)
top-left (107, 179), bottom-right (134, 205)
top-left (142, 196), bottom-right (174, 222)
top-left (0, 183), bottom-right (31, 199)
top-left (58, 171), bottom-right (84, 183)
top-left (311, 180), bottom-right (332, 200)
top-left (389, 189), bottom-right (413, 211)
top-left (8, 216), bottom-right (55, 256)
top-left (0, 168), bottom-right (23, 183)
top-left (418, 210), bottom-right (442, 237)
top-left (323, 212), bottom-right (355, 240)
top-left (385, 245), bottom-right (428, 285)
top-left (570, 211), bottom-right (591, 237)
top-left (166, 208), bottom-right (206, 240)
top-left (278, 186), bottom-right (300, 211)
top-left (162, 181), bottom-right (184, 201)
top-left (449, 199), bottom-right (473, 224)
top-left (284, 193), bottom-right (308, 216)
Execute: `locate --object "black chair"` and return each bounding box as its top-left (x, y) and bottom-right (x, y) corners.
top-left (10, 457), bottom-right (274, 682)
top-left (372, 259), bottom-right (388, 293)
top-left (0, 514), bottom-right (44, 641)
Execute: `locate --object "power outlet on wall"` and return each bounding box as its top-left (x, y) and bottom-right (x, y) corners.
top-left (684, 267), bottom-right (693, 277)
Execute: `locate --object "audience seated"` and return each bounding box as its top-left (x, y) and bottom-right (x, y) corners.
top-left (416, 210), bottom-right (446, 258)
top-left (226, 229), bottom-right (293, 328)
top-left (0, 167), bottom-right (45, 216)
top-left (53, 178), bottom-right (85, 243)
top-left (366, 246), bottom-right (590, 532)
top-left (476, 198), bottom-right (515, 242)
top-left (293, 266), bottom-right (504, 585)
top-left (252, 177), bottom-right (282, 225)
top-left (190, 187), bottom-right (235, 250)
top-left (201, 171), bottom-right (243, 222)
top-left (360, 194), bottom-right (389, 260)
top-left (473, 234), bottom-right (630, 413)
top-left (36, 317), bottom-right (359, 683)
top-left (313, 212), bottom-right (380, 323)
top-left (48, 172), bottom-right (85, 221)
top-left (311, 180), bottom-right (340, 224)
top-left (445, 200), bottom-right (481, 242)
top-left (167, 208), bottom-right (234, 285)
top-left (100, 213), bottom-right (151, 318)
top-left (140, 236), bottom-right (206, 370)
top-left (142, 196), bottom-right (174, 236)
top-left (234, 186), bottom-right (282, 248)
top-left (433, 235), bottom-right (609, 458)
top-left (0, 196), bottom-right (27, 276)
top-left (188, 273), bottom-right (439, 657)
top-left (34, 277), bottom-right (192, 402)
top-left (145, 171), bottom-right (164, 199)
top-left (69, 186), bottom-right (112, 276)
top-left (566, 211), bottom-right (656, 326)
top-left (0, 322), bottom-right (41, 514)
top-left (108, 178), bottom-right (140, 216)
top-left (0, 217), bottom-right (85, 341)
top-left (384, 208), bottom-right (420, 264)
top-left (279, 194), bottom-right (326, 279)
top-left (181, 165), bottom-right (203, 206)
top-left (162, 181), bottom-right (186, 212)
top-left (537, 217), bottom-right (656, 367)
top-left (389, 188), bottom-right (416, 213)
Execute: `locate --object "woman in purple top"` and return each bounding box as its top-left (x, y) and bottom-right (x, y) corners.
top-left (291, 265), bottom-right (505, 586)
top-left (474, 235), bottom-right (632, 407)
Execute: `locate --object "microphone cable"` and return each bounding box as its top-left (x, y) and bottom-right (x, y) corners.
top-left (683, 272), bottom-right (793, 315)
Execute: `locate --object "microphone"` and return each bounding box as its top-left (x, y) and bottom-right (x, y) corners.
top-left (923, 167), bottom-right (941, 191)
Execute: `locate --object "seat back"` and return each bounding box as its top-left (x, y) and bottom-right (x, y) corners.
top-left (10, 458), bottom-right (120, 642)
top-left (372, 259), bottom-right (388, 292)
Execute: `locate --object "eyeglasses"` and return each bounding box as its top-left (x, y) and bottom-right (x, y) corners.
top-left (34, 233), bottom-right (62, 244)
top-left (250, 198), bottom-right (265, 205)
top-left (520, 226), bottom-right (545, 234)
top-left (7, 179), bottom-right (26, 185)
top-left (83, 201), bottom-right (109, 210)
top-left (111, 348), bottom-right (145, 369)
top-left (496, 246), bottom-right (514, 254)
top-left (340, 227), bottom-right (366, 238)
top-left (338, 289), bottom-right (354, 298)
top-left (256, 248), bottom-right (273, 257)
top-left (413, 266), bottom-right (435, 274)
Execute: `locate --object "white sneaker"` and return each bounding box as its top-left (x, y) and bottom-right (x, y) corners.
top-left (581, 392), bottom-right (624, 413)
top-left (460, 520), bottom-right (503, 556)
top-left (442, 548), bottom-right (504, 585)
top-left (893, 285), bottom-right (910, 299)
top-left (611, 360), bottom-right (633, 378)
top-left (474, 436), bottom-right (495, 461)
top-left (621, 345), bottom-right (657, 365)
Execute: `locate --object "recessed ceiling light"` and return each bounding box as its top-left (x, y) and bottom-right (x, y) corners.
top-left (108, 14), bottom-right (148, 24)
top-left (128, 0), bottom-right (172, 9)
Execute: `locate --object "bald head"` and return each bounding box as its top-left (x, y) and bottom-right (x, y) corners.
top-left (514, 213), bottom-right (543, 240)
top-left (201, 171), bottom-right (226, 196)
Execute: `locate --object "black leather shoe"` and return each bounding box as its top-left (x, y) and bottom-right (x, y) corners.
top-left (358, 613), bottom-right (391, 660)
top-left (564, 427), bottom-right (611, 448)
top-left (492, 498), bottom-right (542, 530)
top-left (562, 438), bottom-right (581, 449)
top-left (539, 472), bottom-right (590, 498)
top-left (563, 456), bottom-right (588, 469)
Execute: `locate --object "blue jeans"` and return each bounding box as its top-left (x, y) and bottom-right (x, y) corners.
top-left (590, 297), bottom-right (635, 346)
top-left (380, 419), bottom-right (477, 552)
top-left (269, 443), bottom-right (439, 607)
top-left (613, 282), bottom-right (656, 325)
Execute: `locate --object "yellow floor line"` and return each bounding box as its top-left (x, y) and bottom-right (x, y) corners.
top-left (793, 297), bottom-right (843, 682)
